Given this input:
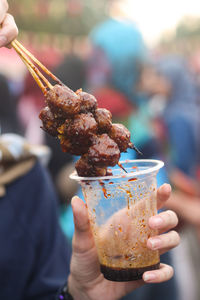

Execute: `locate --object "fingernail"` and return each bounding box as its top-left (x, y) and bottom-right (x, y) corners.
top-left (72, 196), bottom-right (79, 201)
top-left (163, 183), bottom-right (171, 193)
top-left (0, 36), bottom-right (7, 47)
top-left (152, 216), bottom-right (163, 227)
top-left (149, 238), bottom-right (161, 249)
top-left (143, 273), bottom-right (156, 282)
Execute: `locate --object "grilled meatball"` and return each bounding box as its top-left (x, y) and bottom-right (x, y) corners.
top-left (59, 113), bottom-right (97, 142)
top-left (75, 155), bottom-right (107, 177)
top-left (46, 85), bottom-right (81, 118)
top-left (59, 135), bottom-right (89, 156)
top-left (95, 108), bottom-right (112, 133)
top-left (88, 134), bottom-right (120, 167)
top-left (39, 83), bottom-right (140, 177)
top-left (39, 106), bottom-right (64, 136)
top-left (109, 123), bottom-right (131, 152)
top-left (76, 89), bottom-right (97, 113)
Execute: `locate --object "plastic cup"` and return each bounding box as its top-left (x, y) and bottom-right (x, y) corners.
top-left (70, 159), bottom-right (164, 281)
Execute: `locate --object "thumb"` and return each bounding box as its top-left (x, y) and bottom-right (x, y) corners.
top-left (71, 196), bottom-right (95, 253)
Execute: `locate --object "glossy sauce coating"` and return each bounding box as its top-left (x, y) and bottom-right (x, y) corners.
top-left (39, 84), bottom-right (138, 177)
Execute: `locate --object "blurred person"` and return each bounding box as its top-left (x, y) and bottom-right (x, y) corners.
top-left (0, 133), bottom-right (71, 300)
top-left (0, 1), bottom-right (22, 136)
top-left (139, 55), bottom-right (199, 177)
top-left (139, 55), bottom-right (200, 300)
top-left (0, 3), bottom-right (181, 300)
top-left (0, 133), bottom-right (180, 300)
top-left (87, 17), bottom-right (145, 113)
top-left (18, 65), bottom-right (54, 145)
top-left (138, 55), bottom-right (200, 226)
top-left (0, 73), bottom-right (22, 134)
top-left (87, 17), bottom-right (162, 162)
top-left (189, 51), bottom-right (200, 177)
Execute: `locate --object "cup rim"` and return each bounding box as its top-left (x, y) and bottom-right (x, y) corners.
top-left (70, 159), bottom-right (164, 181)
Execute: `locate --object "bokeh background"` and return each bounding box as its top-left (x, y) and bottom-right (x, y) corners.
top-left (1, 1), bottom-right (200, 300)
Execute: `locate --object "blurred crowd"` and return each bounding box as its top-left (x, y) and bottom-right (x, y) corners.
top-left (1, 8), bottom-right (200, 300)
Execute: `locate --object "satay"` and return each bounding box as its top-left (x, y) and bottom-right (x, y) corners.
top-left (58, 113), bottom-right (97, 142)
top-left (46, 84), bottom-right (81, 118)
top-left (88, 134), bottom-right (120, 167)
top-left (76, 89), bottom-right (97, 113)
top-left (109, 123), bottom-right (131, 152)
top-left (11, 39), bottom-right (141, 177)
top-left (95, 108), bottom-right (112, 133)
top-left (39, 106), bottom-right (64, 137)
top-left (39, 84), bottom-right (137, 176)
top-left (75, 155), bottom-right (107, 177)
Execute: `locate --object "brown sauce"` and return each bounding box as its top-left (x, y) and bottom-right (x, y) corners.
top-left (128, 178), bottom-right (137, 182)
top-left (100, 262), bottom-right (160, 281)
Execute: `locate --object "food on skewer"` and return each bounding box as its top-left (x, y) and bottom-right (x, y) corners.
top-left (109, 123), bottom-right (132, 152)
top-left (46, 85), bottom-right (81, 117)
top-left (87, 134), bottom-right (120, 167)
top-left (95, 108), bottom-right (112, 133)
top-left (76, 89), bottom-right (97, 113)
top-left (75, 154), bottom-right (107, 177)
top-left (39, 84), bottom-right (139, 176)
top-left (58, 113), bottom-right (98, 141)
top-left (39, 106), bottom-right (64, 137)
top-left (11, 39), bottom-right (141, 177)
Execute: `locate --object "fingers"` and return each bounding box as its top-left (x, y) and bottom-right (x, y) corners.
top-left (149, 209), bottom-right (179, 233)
top-left (157, 183), bottom-right (172, 210)
top-left (0, 0), bottom-right (8, 23)
top-left (71, 196), bottom-right (95, 253)
top-left (143, 263), bottom-right (174, 283)
top-left (147, 230), bottom-right (180, 255)
top-left (0, 13), bottom-right (18, 47)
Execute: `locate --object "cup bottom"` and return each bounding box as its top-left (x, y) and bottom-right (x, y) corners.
top-left (100, 262), bottom-right (160, 281)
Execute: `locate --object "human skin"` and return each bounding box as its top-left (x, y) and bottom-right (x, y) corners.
top-left (0, 0), bottom-right (18, 47)
top-left (69, 183), bottom-right (180, 300)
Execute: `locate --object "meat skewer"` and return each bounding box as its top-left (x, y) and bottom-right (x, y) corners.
top-left (12, 40), bottom-right (53, 94)
top-left (20, 56), bottom-right (46, 93)
top-left (11, 40), bottom-right (142, 177)
top-left (12, 40), bottom-right (62, 85)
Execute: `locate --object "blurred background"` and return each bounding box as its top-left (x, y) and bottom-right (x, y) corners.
top-left (1, 1), bottom-right (200, 300)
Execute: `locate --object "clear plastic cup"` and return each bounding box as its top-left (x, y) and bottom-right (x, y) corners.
top-left (70, 159), bottom-right (164, 281)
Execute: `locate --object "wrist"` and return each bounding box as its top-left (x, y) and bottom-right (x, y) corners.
top-left (58, 283), bottom-right (74, 300)
top-left (68, 274), bottom-right (90, 300)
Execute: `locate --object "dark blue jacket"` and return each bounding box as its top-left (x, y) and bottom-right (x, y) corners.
top-left (0, 161), bottom-right (71, 300)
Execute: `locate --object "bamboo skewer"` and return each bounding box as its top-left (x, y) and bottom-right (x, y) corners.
top-left (118, 162), bottom-right (128, 173)
top-left (21, 56), bottom-right (46, 94)
top-left (14, 39), bottom-right (62, 85)
top-left (129, 143), bottom-right (143, 156)
top-left (11, 40), bottom-right (53, 94)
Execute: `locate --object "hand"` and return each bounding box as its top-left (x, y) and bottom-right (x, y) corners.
top-left (69, 184), bottom-right (180, 300)
top-left (165, 190), bottom-right (200, 226)
top-left (0, 0), bottom-right (18, 47)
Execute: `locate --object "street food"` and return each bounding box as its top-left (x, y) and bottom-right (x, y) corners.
top-left (39, 84), bottom-right (140, 176)
top-left (11, 39), bottom-right (141, 176)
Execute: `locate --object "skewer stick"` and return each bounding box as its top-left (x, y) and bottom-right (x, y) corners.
top-left (118, 162), bottom-right (128, 173)
top-left (14, 40), bottom-right (62, 85)
top-left (129, 143), bottom-right (143, 156)
top-left (12, 41), bottom-right (53, 92)
top-left (21, 57), bottom-right (47, 94)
